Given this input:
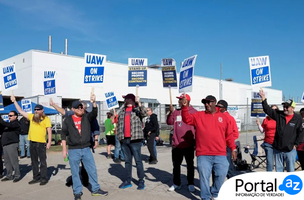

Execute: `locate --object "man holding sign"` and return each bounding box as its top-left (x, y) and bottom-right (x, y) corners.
top-left (11, 93), bottom-right (52, 186)
top-left (61, 93), bottom-right (108, 199)
top-left (259, 89), bottom-right (304, 172)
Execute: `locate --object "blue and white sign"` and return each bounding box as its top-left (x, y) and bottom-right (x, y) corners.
top-left (44, 71), bottom-right (56, 95)
top-left (104, 92), bottom-right (119, 110)
top-left (161, 58), bottom-right (177, 88)
top-left (128, 58), bottom-right (148, 87)
top-left (179, 55), bottom-right (197, 93)
top-left (2, 64), bottom-right (18, 91)
top-left (249, 55), bottom-right (272, 87)
top-left (21, 99), bottom-right (32, 113)
top-left (83, 53), bottom-right (106, 85)
top-left (1, 115), bottom-right (9, 122)
top-left (301, 91), bottom-right (304, 103)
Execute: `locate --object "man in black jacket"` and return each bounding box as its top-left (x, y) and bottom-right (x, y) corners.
top-left (259, 89), bottom-right (304, 172)
top-left (143, 107), bottom-right (159, 164)
top-left (61, 93), bottom-right (108, 200)
top-left (0, 111), bottom-right (21, 182)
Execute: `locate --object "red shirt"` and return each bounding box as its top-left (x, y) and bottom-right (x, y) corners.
top-left (261, 117), bottom-right (276, 144)
top-left (72, 115), bottom-right (82, 135)
top-left (224, 111), bottom-right (239, 140)
top-left (182, 106), bottom-right (236, 157)
top-left (285, 114), bottom-right (294, 124)
top-left (124, 106), bottom-right (133, 138)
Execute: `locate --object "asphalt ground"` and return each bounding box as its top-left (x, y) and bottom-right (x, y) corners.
top-left (1, 131), bottom-right (295, 200)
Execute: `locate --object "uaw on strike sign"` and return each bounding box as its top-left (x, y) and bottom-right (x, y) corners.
top-left (249, 55), bottom-right (272, 87)
top-left (83, 53), bottom-right (105, 85)
top-left (2, 64), bottom-right (18, 90)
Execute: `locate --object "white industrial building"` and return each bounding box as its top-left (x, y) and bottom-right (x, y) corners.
top-left (0, 49), bottom-right (284, 131)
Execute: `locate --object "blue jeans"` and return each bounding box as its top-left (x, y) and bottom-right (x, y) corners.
top-left (154, 139), bottom-right (157, 160)
top-left (261, 142), bottom-right (274, 171)
top-left (226, 146), bottom-right (236, 178)
top-left (197, 156), bottom-right (228, 200)
top-left (274, 148), bottom-right (296, 172)
top-left (19, 135), bottom-right (30, 157)
top-left (114, 135), bottom-right (125, 160)
top-left (68, 147), bottom-right (100, 195)
top-left (121, 138), bottom-right (144, 183)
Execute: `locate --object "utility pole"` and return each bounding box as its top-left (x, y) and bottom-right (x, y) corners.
top-left (219, 63), bottom-right (223, 100)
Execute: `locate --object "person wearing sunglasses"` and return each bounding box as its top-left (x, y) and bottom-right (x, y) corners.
top-left (11, 94), bottom-right (52, 186)
top-left (0, 111), bottom-right (21, 182)
top-left (259, 89), bottom-right (304, 172)
top-left (50, 98), bottom-right (100, 188)
top-left (61, 93), bottom-right (108, 199)
top-left (181, 95), bottom-right (237, 200)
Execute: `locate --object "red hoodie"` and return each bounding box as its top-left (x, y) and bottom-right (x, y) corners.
top-left (224, 111), bottom-right (239, 140)
top-left (167, 106), bottom-right (197, 148)
top-left (182, 106), bottom-right (236, 157)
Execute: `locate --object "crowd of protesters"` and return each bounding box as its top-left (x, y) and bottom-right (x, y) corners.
top-left (0, 90), bottom-right (303, 200)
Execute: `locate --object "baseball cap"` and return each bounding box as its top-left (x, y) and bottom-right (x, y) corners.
top-left (176, 94), bottom-right (191, 101)
top-left (72, 101), bottom-right (82, 109)
top-left (217, 100), bottom-right (228, 108)
top-left (282, 99), bottom-right (296, 108)
top-left (34, 104), bottom-right (44, 110)
top-left (122, 93), bottom-right (135, 102)
top-left (201, 95), bottom-right (217, 104)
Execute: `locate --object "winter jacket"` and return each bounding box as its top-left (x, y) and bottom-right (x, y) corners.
top-left (61, 107), bottom-right (97, 150)
top-left (144, 113), bottom-right (159, 138)
top-left (262, 99), bottom-right (304, 152)
top-left (0, 118), bottom-right (20, 146)
top-left (167, 106), bottom-right (197, 148)
top-left (116, 105), bottom-right (146, 141)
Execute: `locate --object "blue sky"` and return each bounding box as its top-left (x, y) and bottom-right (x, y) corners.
top-left (0, 0), bottom-right (303, 101)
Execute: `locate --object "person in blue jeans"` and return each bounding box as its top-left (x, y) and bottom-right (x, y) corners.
top-left (112, 112), bottom-right (125, 163)
top-left (116, 93), bottom-right (146, 190)
top-left (260, 90), bottom-right (304, 172)
top-left (19, 117), bottom-right (30, 158)
top-left (256, 104), bottom-right (278, 171)
top-left (61, 93), bottom-right (108, 200)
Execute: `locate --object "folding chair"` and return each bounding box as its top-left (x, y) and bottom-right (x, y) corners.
top-left (245, 135), bottom-right (267, 171)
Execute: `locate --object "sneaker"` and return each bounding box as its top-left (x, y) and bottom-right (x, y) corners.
top-left (74, 192), bottom-right (83, 200)
top-left (149, 160), bottom-right (157, 164)
top-left (20, 156), bottom-right (26, 159)
top-left (0, 174), bottom-right (4, 179)
top-left (188, 184), bottom-right (195, 192)
top-left (168, 184), bottom-right (181, 192)
top-left (27, 156), bottom-right (31, 158)
top-left (40, 180), bottom-right (48, 186)
top-left (137, 181), bottom-right (145, 190)
top-left (119, 181), bottom-right (132, 189)
top-left (1, 177), bottom-right (13, 182)
top-left (212, 197), bottom-right (219, 200)
top-left (113, 158), bottom-right (121, 164)
top-left (91, 189), bottom-right (108, 196)
top-left (28, 179), bottom-right (40, 184)
top-left (13, 178), bottom-right (21, 183)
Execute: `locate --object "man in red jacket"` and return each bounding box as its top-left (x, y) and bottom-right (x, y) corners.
top-left (181, 95), bottom-right (237, 200)
top-left (217, 100), bottom-right (239, 179)
top-left (167, 94), bottom-right (197, 192)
